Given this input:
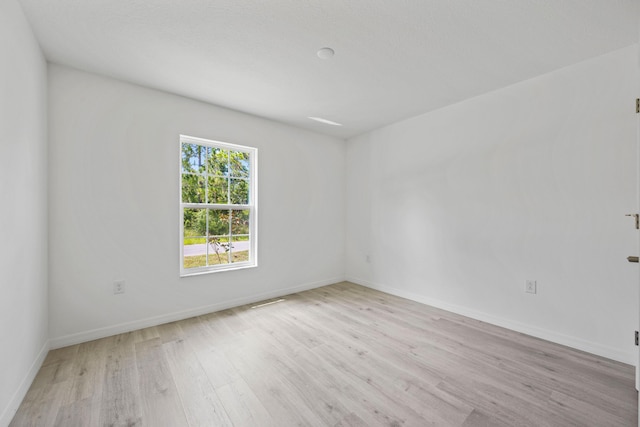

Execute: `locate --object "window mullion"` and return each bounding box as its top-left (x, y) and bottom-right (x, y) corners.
top-left (228, 209), bottom-right (232, 264)
top-left (204, 148), bottom-right (208, 205)
top-left (205, 208), bottom-right (210, 266)
top-left (205, 147), bottom-right (209, 266)
top-left (227, 150), bottom-right (231, 205)
top-left (182, 203), bottom-right (250, 209)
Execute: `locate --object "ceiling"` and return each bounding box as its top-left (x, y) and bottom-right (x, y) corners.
top-left (18, 0), bottom-right (639, 139)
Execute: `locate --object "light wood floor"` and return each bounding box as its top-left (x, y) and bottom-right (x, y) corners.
top-left (10, 282), bottom-right (637, 426)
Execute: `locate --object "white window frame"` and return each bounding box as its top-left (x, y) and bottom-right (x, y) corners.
top-left (179, 134), bottom-right (258, 276)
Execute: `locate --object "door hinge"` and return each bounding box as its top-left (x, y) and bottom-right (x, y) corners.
top-left (636, 98), bottom-right (639, 114)
top-left (635, 331), bottom-right (638, 346)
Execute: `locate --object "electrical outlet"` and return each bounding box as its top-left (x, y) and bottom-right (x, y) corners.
top-left (113, 280), bottom-right (125, 295)
top-left (525, 280), bottom-right (537, 294)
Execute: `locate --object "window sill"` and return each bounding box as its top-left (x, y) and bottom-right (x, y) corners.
top-left (180, 261), bottom-right (257, 278)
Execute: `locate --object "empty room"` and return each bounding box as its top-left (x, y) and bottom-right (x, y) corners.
top-left (2, 0), bottom-right (640, 426)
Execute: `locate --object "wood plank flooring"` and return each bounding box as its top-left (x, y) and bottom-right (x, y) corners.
top-left (9, 282), bottom-right (638, 426)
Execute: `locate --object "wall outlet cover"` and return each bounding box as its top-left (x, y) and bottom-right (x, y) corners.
top-left (525, 280), bottom-right (537, 294)
top-left (113, 280), bottom-right (125, 295)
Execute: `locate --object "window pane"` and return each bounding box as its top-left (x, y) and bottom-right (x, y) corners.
top-left (230, 235), bottom-right (250, 263)
top-left (183, 208), bottom-right (207, 268)
top-left (207, 210), bottom-right (231, 265)
top-left (207, 236), bottom-right (231, 265)
top-left (230, 210), bottom-right (250, 264)
top-left (231, 210), bottom-right (250, 235)
top-left (230, 179), bottom-right (249, 204)
top-left (207, 176), bottom-right (228, 204)
top-left (184, 208), bottom-right (207, 237)
top-left (182, 144), bottom-right (208, 174)
top-left (182, 174), bottom-right (205, 203)
top-left (207, 147), bottom-right (229, 177)
top-left (207, 209), bottom-right (230, 236)
top-left (207, 236), bottom-right (229, 266)
top-left (230, 151), bottom-right (250, 178)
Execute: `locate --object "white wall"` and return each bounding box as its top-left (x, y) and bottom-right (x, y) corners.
top-left (0, 0), bottom-right (49, 425)
top-left (346, 46), bottom-right (639, 364)
top-left (48, 64), bottom-right (345, 345)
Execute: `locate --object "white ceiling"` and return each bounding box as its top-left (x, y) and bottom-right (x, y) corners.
top-left (18, 0), bottom-right (639, 139)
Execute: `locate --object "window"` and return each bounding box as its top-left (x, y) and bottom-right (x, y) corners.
top-left (180, 135), bottom-right (257, 276)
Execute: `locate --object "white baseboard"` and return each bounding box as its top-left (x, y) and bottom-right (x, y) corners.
top-left (50, 277), bottom-right (343, 349)
top-left (347, 276), bottom-right (634, 365)
top-left (0, 340), bottom-right (50, 427)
